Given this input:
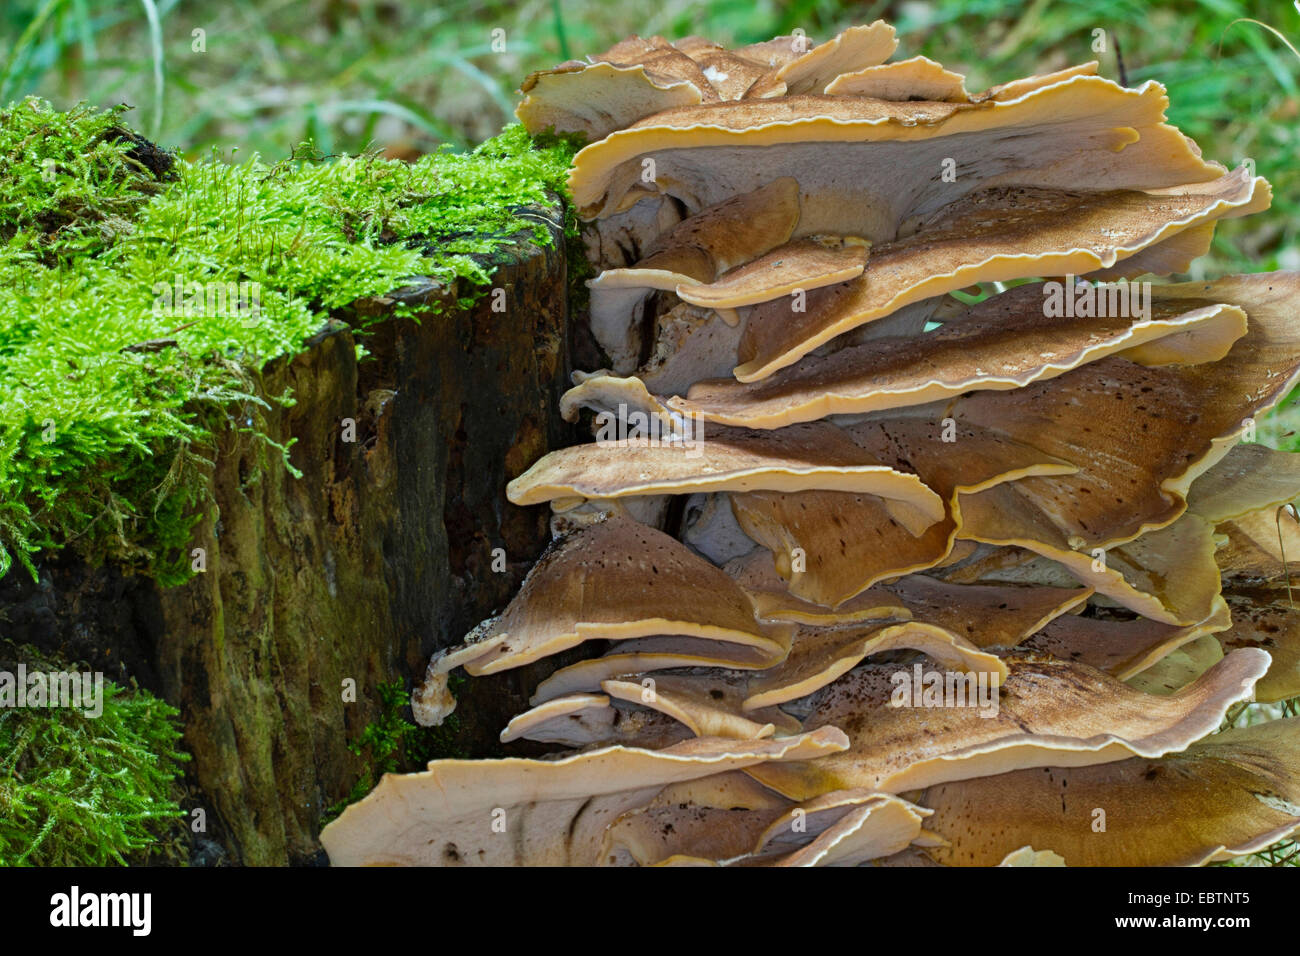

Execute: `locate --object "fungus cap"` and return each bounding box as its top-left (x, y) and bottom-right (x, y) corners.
top-left (321, 729), bottom-right (849, 866)
top-left (917, 718), bottom-right (1300, 866)
top-left (746, 651), bottom-right (1269, 798)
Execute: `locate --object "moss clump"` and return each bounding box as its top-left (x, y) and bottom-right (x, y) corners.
top-left (0, 100), bottom-right (172, 264)
top-left (0, 99), bottom-right (578, 583)
top-left (0, 644), bottom-right (188, 866)
top-left (324, 676), bottom-right (470, 821)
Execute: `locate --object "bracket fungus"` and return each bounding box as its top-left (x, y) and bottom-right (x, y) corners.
top-left (915, 718), bottom-right (1300, 867)
top-left (320, 19), bottom-right (1300, 867)
top-left (744, 651), bottom-right (1269, 799)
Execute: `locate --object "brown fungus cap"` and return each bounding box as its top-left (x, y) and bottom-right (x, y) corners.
top-left (420, 514), bottom-right (791, 684)
top-left (676, 237), bottom-right (870, 310)
top-left (320, 729), bottom-right (848, 866)
top-left (639, 177), bottom-right (802, 277)
top-left (825, 55), bottom-right (970, 101)
top-left (730, 489), bottom-right (959, 606)
top-left (1214, 506), bottom-right (1300, 583)
top-left (638, 304), bottom-right (747, 395)
top-left (592, 35), bottom-right (720, 101)
top-left (826, 57), bottom-right (1102, 103)
top-left (557, 369), bottom-right (679, 426)
top-left (734, 170), bottom-right (1266, 380)
top-left (746, 789), bottom-right (930, 867)
top-left (600, 772), bottom-right (792, 866)
top-left (844, 417), bottom-right (1079, 502)
top-left (741, 621), bottom-right (1007, 712)
top-left (1187, 442), bottom-right (1300, 524)
top-left (1125, 635), bottom-right (1226, 696)
top-left (573, 290), bottom-right (956, 415)
top-left (1022, 599), bottom-right (1233, 681)
top-left (687, 50), bottom-right (772, 99)
top-left (507, 420), bottom-right (945, 521)
top-left (671, 289), bottom-right (1246, 427)
top-left (725, 547), bottom-right (912, 625)
top-left (951, 272), bottom-right (1300, 556)
top-left (1217, 590), bottom-right (1300, 703)
top-left (722, 417), bottom-right (1076, 606)
top-left (531, 634), bottom-right (789, 704)
top-left (516, 61), bottom-right (703, 141)
top-left (916, 718), bottom-right (1300, 866)
top-left (745, 650), bottom-right (1269, 798)
top-left (959, 515), bottom-right (1225, 625)
top-left (603, 671), bottom-right (801, 739)
top-left (585, 179), bottom-right (800, 370)
top-left (772, 22), bottom-right (899, 96)
top-left (499, 693), bottom-right (692, 749)
top-left (570, 76), bottom-right (1222, 228)
top-left (653, 791), bottom-right (932, 867)
top-left (518, 22), bottom-right (898, 142)
top-left (883, 575), bottom-right (1094, 650)
top-left (976, 61), bottom-right (1101, 102)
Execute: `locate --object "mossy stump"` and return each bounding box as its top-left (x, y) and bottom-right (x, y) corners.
top-left (2, 203), bottom-right (574, 865)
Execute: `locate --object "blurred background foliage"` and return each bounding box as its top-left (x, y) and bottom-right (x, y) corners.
top-left (2, 0), bottom-right (1297, 272)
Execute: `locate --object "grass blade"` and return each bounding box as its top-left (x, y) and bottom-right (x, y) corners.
top-left (138, 0), bottom-right (164, 139)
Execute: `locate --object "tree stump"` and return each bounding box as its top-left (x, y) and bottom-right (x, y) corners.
top-left (0, 201), bottom-right (575, 865)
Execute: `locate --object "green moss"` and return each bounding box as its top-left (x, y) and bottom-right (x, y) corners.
top-left (0, 100), bottom-right (170, 264)
top-left (0, 643), bottom-right (188, 866)
top-left (324, 676), bottom-right (470, 821)
top-left (0, 99), bottom-right (578, 583)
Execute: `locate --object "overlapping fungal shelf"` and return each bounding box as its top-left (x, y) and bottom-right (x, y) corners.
top-left (321, 20), bottom-right (1300, 867)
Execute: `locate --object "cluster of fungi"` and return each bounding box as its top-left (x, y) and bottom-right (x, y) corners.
top-left (322, 20), bottom-right (1300, 866)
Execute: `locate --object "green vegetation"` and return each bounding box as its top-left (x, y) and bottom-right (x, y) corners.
top-left (0, 101), bottom-right (168, 262)
top-left (0, 643), bottom-right (188, 866)
top-left (325, 677), bottom-right (469, 821)
top-left (0, 99), bottom-right (576, 582)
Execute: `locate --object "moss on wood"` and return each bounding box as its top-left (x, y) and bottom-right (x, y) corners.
top-left (0, 99), bottom-right (577, 584)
